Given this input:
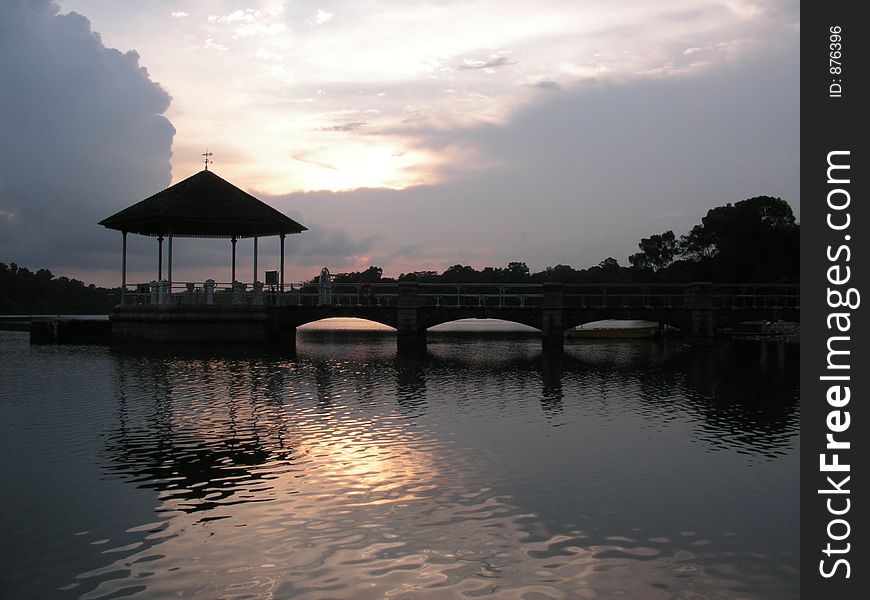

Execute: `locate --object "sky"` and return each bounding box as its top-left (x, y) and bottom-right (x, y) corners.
top-left (1, 0), bottom-right (799, 286)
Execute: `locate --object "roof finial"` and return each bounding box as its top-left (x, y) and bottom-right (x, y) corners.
top-left (202, 149), bottom-right (214, 170)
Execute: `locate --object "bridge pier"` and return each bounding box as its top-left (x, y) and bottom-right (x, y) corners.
top-left (542, 282), bottom-right (565, 348)
top-left (397, 281), bottom-right (427, 347)
top-left (265, 308), bottom-right (297, 351)
top-left (686, 282), bottom-right (715, 345)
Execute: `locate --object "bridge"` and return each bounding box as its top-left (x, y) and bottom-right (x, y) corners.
top-left (111, 280), bottom-right (799, 347)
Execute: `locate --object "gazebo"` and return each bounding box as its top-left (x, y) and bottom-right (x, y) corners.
top-left (99, 169), bottom-right (306, 297)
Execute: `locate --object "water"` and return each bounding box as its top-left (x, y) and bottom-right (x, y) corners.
top-left (0, 325), bottom-right (799, 599)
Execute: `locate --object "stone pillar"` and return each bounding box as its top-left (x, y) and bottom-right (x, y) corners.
top-left (232, 281), bottom-right (247, 305)
top-left (204, 279), bottom-right (215, 305)
top-left (397, 281), bottom-right (426, 347)
top-left (252, 281), bottom-right (264, 305)
top-left (265, 308), bottom-right (297, 354)
top-left (150, 281), bottom-right (158, 305)
top-left (318, 268), bottom-right (332, 305)
top-left (686, 282), bottom-right (714, 345)
top-left (541, 282), bottom-right (565, 348)
top-left (158, 279), bottom-right (170, 305)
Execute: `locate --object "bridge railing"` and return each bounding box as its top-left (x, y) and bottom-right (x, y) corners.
top-left (417, 283), bottom-right (544, 307)
top-left (117, 281), bottom-right (800, 312)
top-left (287, 282), bottom-right (399, 307)
top-left (562, 283), bottom-right (691, 309)
top-left (712, 283), bottom-right (799, 310)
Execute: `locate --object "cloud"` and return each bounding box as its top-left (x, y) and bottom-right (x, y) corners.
top-left (292, 153), bottom-right (337, 170)
top-left (458, 56), bottom-right (517, 70)
top-left (0, 0), bottom-right (174, 275)
top-left (170, 11), bottom-right (189, 19)
top-left (318, 122), bottom-right (367, 132)
top-left (208, 9), bottom-right (262, 25)
top-left (271, 35), bottom-right (799, 277)
top-left (531, 79), bottom-right (561, 91)
top-left (207, 8), bottom-right (287, 38)
top-left (314, 9), bottom-right (334, 25)
top-left (289, 223), bottom-right (380, 266)
top-left (204, 37), bottom-right (229, 52)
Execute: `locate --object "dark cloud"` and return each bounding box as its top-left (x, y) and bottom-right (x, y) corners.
top-left (290, 223), bottom-right (380, 265)
top-left (0, 0), bottom-right (174, 275)
top-left (531, 79), bottom-right (561, 91)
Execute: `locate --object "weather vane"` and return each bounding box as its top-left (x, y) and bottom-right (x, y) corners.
top-left (203, 149), bottom-right (214, 170)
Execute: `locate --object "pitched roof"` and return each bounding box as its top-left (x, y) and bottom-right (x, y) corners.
top-left (98, 170), bottom-right (307, 238)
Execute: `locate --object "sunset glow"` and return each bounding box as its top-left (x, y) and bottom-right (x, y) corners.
top-left (4, 1), bottom-right (798, 284)
top-left (58, 0), bottom-right (795, 194)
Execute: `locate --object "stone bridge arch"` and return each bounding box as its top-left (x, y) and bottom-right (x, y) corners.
top-left (562, 308), bottom-right (691, 335)
top-left (272, 305), bottom-right (399, 336)
top-left (417, 307), bottom-right (543, 332)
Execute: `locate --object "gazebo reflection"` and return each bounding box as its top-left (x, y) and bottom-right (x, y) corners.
top-left (105, 350), bottom-right (296, 516)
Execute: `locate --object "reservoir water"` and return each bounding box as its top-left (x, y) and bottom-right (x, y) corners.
top-left (0, 322), bottom-right (799, 599)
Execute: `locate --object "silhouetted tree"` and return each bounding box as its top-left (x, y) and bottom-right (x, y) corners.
top-left (398, 270), bottom-right (438, 282)
top-left (506, 261), bottom-right (530, 280)
top-left (441, 265), bottom-right (477, 282)
top-left (678, 196), bottom-right (798, 281)
top-left (330, 266), bottom-right (385, 283)
top-left (629, 230), bottom-right (678, 271)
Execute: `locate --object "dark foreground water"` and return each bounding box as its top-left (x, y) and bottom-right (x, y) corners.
top-left (0, 328), bottom-right (799, 599)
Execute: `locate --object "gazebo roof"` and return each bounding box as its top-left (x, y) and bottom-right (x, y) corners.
top-left (98, 169), bottom-right (307, 238)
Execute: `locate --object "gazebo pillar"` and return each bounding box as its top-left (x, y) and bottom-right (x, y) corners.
top-left (168, 233), bottom-right (173, 288)
top-left (280, 233), bottom-right (285, 292)
top-left (231, 236), bottom-right (237, 282)
top-left (253, 236), bottom-right (259, 284)
top-left (121, 231), bottom-right (127, 303)
top-left (157, 235), bottom-right (164, 280)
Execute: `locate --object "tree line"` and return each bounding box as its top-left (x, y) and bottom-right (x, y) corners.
top-left (0, 263), bottom-right (113, 314)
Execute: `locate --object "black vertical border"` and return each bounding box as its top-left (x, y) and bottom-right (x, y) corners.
top-left (802, 2), bottom-right (867, 597)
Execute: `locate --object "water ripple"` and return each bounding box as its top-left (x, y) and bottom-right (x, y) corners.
top-left (0, 332), bottom-right (799, 599)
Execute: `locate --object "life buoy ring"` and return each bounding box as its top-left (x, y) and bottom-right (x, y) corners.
top-left (359, 283), bottom-right (373, 299)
